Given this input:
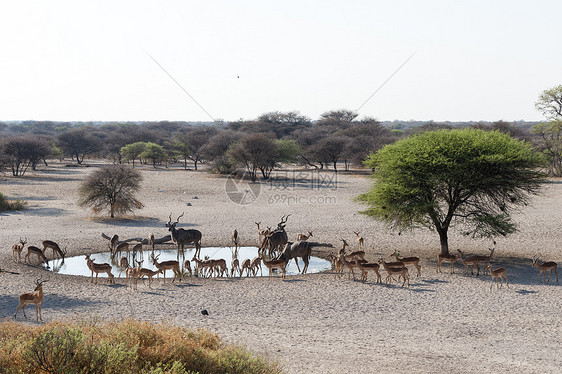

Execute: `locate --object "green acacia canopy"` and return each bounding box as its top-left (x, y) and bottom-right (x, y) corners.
top-left (357, 128), bottom-right (546, 255)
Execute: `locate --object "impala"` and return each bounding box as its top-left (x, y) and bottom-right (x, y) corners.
top-left (486, 264), bottom-right (509, 289)
top-left (151, 254), bottom-right (181, 283)
top-left (379, 258), bottom-right (409, 287)
top-left (390, 250), bottom-right (421, 277)
top-left (260, 255), bottom-right (287, 279)
top-left (25, 245), bottom-right (50, 266)
top-left (14, 277), bottom-right (49, 321)
top-left (437, 253), bottom-right (458, 274)
top-left (12, 237), bottom-right (27, 263)
top-left (85, 254), bottom-right (115, 284)
top-left (532, 256), bottom-right (558, 283)
top-left (42, 240), bottom-right (66, 260)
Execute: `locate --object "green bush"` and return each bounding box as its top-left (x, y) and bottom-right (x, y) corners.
top-left (0, 320), bottom-right (283, 374)
top-left (0, 192), bottom-right (27, 211)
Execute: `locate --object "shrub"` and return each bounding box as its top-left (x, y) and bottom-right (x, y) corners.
top-left (0, 192), bottom-right (27, 211)
top-left (0, 320), bottom-right (283, 374)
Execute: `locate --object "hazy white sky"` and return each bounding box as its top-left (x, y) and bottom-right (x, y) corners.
top-left (1, 1), bottom-right (560, 122)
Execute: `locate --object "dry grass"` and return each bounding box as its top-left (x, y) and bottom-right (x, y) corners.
top-left (0, 319), bottom-right (282, 374)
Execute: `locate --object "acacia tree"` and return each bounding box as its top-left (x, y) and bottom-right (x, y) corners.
top-left (57, 128), bottom-right (100, 164)
top-left (357, 129), bottom-right (546, 256)
top-left (2, 136), bottom-right (52, 176)
top-left (227, 133), bottom-right (279, 181)
top-left (534, 85), bottom-right (562, 176)
top-left (78, 165), bottom-right (143, 218)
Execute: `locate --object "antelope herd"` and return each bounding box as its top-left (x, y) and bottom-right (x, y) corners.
top-left (9, 214), bottom-right (561, 321)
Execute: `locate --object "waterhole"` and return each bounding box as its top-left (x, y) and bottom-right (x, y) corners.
top-left (47, 246), bottom-right (331, 278)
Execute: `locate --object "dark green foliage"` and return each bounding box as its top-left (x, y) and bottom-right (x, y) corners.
top-left (357, 128), bottom-right (546, 255)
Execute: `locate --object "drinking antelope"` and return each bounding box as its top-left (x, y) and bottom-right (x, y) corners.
top-left (85, 254), bottom-right (115, 284)
top-left (14, 277), bottom-right (49, 321)
top-left (42, 240), bottom-right (66, 260)
top-left (147, 233), bottom-right (155, 253)
top-left (25, 245), bottom-right (50, 266)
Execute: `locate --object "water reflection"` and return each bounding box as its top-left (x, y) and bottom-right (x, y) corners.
top-left (48, 246), bottom-right (330, 278)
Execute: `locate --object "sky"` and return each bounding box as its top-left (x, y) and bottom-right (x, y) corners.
top-left (1, 0), bottom-right (561, 123)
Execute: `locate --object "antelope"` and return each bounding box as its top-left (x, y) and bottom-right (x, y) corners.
top-left (85, 254), bottom-right (115, 284)
top-left (353, 231), bottom-right (364, 249)
top-left (346, 250), bottom-right (366, 261)
top-left (473, 247), bottom-right (495, 275)
top-left (279, 241), bottom-right (313, 274)
top-left (191, 256), bottom-right (215, 278)
top-left (126, 261), bottom-right (142, 290)
top-left (356, 259), bottom-right (382, 283)
top-left (532, 256), bottom-right (558, 283)
top-left (42, 240), bottom-right (66, 260)
top-left (261, 215), bottom-right (290, 255)
top-left (379, 258), bottom-right (409, 287)
top-left (255, 222), bottom-right (270, 247)
top-left (25, 245), bottom-right (50, 266)
top-left (231, 256), bottom-right (241, 277)
top-left (12, 237), bottom-right (27, 263)
top-left (328, 254), bottom-right (344, 279)
top-left (241, 258), bottom-right (252, 277)
top-left (250, 256), bottom-right (263, 276)
top-left (340, 254), bottom-right (360, 280)
top-left (214, 259), bottom-right (229, 277)
top-left (390, 250), bottom-right (421, 277)
top-left (260, 254), bottom-right (287, 279)
top-left (115, 242), bottom-right (130, 259)
top-left (110, 234), bottom-right (119, 256)
top-left (151, 254), bottom-right (181, 283)
top-left (338, 238), bottom-right (350, 257)
top-left (296, 231), bottom-right (313, 241)
top-left (166, 213), bottom-right (202, 258)
top-left (147, 233), bottom-right (155, 252)
top-left (138, 267), bottom-right (163, 288)
top-left (437, 253), bottom-right (458, 274)
top-left (118, 256), bottom-right (129, 277)
top-left (183, 259), bottom-right (193, 277)
top-left (232, 229), bottom-right (239, 251)
top-left (14, 277), bottom-right (49, 321)
top-left (131, 243), bottom-right (143, 261)
top-left (457, 249), bottom-right (482, 276)
top-left (486, 264), bottom-right (508, 289)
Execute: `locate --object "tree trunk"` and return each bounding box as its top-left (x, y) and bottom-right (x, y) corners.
top-left (194, 160), bottom-right (198, 170)
top-left (438, 228), bottom-right (449, 256)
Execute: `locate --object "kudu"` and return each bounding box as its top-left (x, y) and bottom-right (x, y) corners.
top-left (166, 213), bottom-right (202, 258)
top-left (279, 240), bottom-right (329, 274)
top-left (15, 277), bottom-right (49, 321)
top-left (261, 215), bottom-right (290, 255)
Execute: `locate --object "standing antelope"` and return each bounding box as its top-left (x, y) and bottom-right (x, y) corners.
top-left (151, 253), bottom-right (181, 283)
top-left (119, 256), bottom-right (129, 277)
top-left (296, 231), bottom-right (313, 241)
top-left (486, 264), bottom-right (509, 289)
top-left (85, 254), bottom-right (115, 284)
top-left (390, 250), bottom-right (421, 277)
top-left (473, 247), bottom-right (495, 275)
top-left (437, 253), bottom-right (458, 274)
top-left (250, 256), bottom-right (263, 276)
top-left (232, 229), bottom-right (239, 252)
top-left (379, 258), bottom-right (409, 287)
top-left (457, 249), bottom-right (482, 276)
top-left (42, 240), bottom-right (66, 260)
top-left (25, 245), bottom-right (50, 266)
top-left (12, 237), bottom-right (27, 263)
top-left (14, 277), bottom-right (49, 321)
top-left (532, 256), bottom-right (558, 283)
top-left (353, 231), bottom-right (364, 250)
top-left (356, 259), bottom-right (382, 283)
top-left (110, 234), bottom-right (119, 256)
top-left (231, 255), bottom-right (241, 277)
top-left (183, 259), bottom-right (193, 277)
top-left (166, 213), bottom-right (202, 258)
top-left (261, 215), bottom-right (290, 255)
top-left (147, 233), bottom-right (155, 253)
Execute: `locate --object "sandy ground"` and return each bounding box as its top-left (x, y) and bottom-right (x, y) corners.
top-left (1, 162), bottom-right (561, 373)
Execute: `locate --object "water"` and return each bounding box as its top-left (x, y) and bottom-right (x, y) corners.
top-left (47, 246), bottom-right (331, 278)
